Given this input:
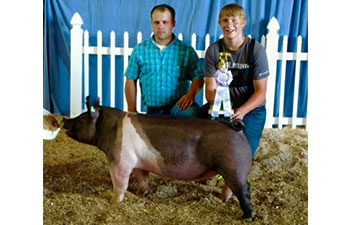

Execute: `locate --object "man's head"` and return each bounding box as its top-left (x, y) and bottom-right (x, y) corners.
top-left (151, 4), bottom-right (175, 22)
top-left (218, 4), bottom-right (246, 40)
top-left (150, 4), bottom-right (176, 45)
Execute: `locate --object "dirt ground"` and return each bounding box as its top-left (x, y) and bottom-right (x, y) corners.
top-left (43, 116), bottom-right (308, 225)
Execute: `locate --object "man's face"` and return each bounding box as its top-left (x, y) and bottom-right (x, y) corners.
top-left (219, 15), bottom-right (246, 40)
top-left (151, 9), bottom-right (175, 44)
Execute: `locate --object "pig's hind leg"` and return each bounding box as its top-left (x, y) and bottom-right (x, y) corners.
top-left (235, 181), bottom-right (254, 220)
top-left (133, 168), bottom-right (149, 195)
top-left (219, 169), bottom-right (254, 220)
top-left (109, 165), bottom-right (132, 204)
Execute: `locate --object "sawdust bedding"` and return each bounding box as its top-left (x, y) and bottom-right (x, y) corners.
top-left (43, 116), bottom-right (308, 225)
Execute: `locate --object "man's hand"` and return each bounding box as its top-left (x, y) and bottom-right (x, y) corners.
top-left (176, 94), bottom-right (194, 111)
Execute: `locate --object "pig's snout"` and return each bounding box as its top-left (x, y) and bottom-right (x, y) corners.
top-left (61, 118), bottom-right (70, 129)
top-left (61, 118), bottom-right (66, 127)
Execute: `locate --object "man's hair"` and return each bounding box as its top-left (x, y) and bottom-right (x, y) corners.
top-left (151, 4), bottom-right (176, 21)
top-left (219, 4), bottom-right (246, 23)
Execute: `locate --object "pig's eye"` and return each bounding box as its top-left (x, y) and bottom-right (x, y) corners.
top-left (79, 117), bottom-right (87, 123)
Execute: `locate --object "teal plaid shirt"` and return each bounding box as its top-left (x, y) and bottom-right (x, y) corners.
top-left (125, 35), bottom-right (204, 107)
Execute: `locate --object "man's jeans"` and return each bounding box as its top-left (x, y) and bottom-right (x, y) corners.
top-left (147, 102), bottom-right (200, 118)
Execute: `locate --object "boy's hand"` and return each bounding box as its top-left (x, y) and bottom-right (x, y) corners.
top-left (231, 108), bottom-right (245, 120)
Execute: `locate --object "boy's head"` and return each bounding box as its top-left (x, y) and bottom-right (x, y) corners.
top-left (218, 4), bottom-right (246, 24)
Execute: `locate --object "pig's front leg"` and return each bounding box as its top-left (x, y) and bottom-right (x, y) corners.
top-left (109, 164), bottom-right (132, 204)
top-left (133, 168), bottom-right (149, 195)
top-left (219, 183), bottom-right (233, 202)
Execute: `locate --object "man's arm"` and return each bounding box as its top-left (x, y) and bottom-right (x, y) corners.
top-left (176, 78), bottom-right (204, 111)
top-left (124, 78), bottom-right (138, 113)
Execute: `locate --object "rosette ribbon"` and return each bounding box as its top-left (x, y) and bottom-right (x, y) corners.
top-left (211, 68), bottom-right (233, 118)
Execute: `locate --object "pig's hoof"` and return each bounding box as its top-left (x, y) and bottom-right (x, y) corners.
top-left (244, 217), bottom-right (253, 222)
top-left (136, 188), bottom-right (147, 196)
top-left (219, 193), bottom-right (230, 202)
top-left (243, 210), bottom-right (255, 221)
top-left (110, 194), bottom-right (121, 204)
top-left (207, 177), bottom-right (218, 187)
top-left (110, 197), bottom-right (116, 204)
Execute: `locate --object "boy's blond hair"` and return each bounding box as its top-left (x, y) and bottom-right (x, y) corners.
top-left (218, 4), bottom-right (246, 23)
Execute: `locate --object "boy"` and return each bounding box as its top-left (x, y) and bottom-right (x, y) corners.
top-left (202, 3), bottom-right (269, 157)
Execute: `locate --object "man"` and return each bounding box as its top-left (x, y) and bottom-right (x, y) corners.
top-left (124, 4), bottom-right (204, 117)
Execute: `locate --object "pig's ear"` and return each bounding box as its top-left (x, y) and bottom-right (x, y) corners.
top-left (89, 106), bottom-right (100, 121)
top-left (91, 97), bottom-right (101, 121)
top-left (85, 96), bottom-right (99, 120)
top-left (93, 97), bottom-right (100, 108)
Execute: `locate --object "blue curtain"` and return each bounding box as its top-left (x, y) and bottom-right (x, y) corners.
top-left (44, 0), bottom-right (308, 117)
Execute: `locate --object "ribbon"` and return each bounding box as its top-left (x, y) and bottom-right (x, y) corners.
top-left (211, 68), bottom-right (233, 118)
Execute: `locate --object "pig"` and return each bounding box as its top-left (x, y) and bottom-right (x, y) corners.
top-left (62, 96), bottom-right (254, 220)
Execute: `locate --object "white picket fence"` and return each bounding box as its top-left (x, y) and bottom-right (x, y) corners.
top-left (69, 12), bottom-right (308, 129)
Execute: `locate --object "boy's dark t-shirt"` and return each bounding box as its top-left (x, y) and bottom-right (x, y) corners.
top-left (205, 37), bottom-right (269, 108)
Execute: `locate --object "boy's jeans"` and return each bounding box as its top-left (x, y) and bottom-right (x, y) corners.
top-left (198, 103), bottom-right (266, 157)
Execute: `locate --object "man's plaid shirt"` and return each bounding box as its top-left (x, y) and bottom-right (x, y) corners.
top-left (125, 35), bottom-right (204, 107)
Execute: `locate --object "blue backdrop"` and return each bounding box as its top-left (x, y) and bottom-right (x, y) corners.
top-left (44, 0), bottom-right (308, 118)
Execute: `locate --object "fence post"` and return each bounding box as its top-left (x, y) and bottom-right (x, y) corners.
top-left (97, 30), bottom-right (103, 105)
top-left (191, 33), bottom-right (197, 49)
top-left (110, 31), bottom-right (116, 108)
top-left (278, 36), bottom-right (288, 129)
top-left (83, 30), bottom-right (89, 112)
top-left (123, 32), bottom-right (129, 111)
top-left (70, 12), bottom-right (83, 118)
top-left (265, 17), bottom-right (280, 128)
top-left (292, 36), bottom-right (302, 129)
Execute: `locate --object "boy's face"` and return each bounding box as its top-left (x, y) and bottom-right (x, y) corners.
top-left (219, 15), bottom-right (246, 40)
top-left (151, 9), bottom-right (175, 45)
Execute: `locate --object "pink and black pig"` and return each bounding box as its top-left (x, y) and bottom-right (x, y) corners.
top-left (62, 96), bottom-right (254, 220)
